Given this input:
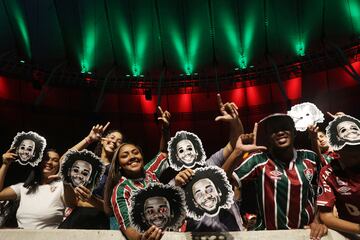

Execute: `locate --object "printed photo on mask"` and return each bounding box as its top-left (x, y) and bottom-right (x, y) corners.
top-left (60, 149), bottom-right (105, 191)
top-left (130, 183), bottom-right (186, 232)
top-left (10, 131), bottom-right (47, 167)
top-left (168, 131), bottom-right (206, 171)
top-left (184, 166), bottom-right (234, 221)
top-left (326, 114), bottom-right (360, 151)
top-left (287, 102), bottom-right (324, 132)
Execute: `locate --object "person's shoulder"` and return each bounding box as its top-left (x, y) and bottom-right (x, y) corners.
top-left (296, 149), bottom-right (318, 161)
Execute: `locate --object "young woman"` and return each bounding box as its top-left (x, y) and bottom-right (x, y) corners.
top-left (0, 148), bottom-right (65, 229)
top-left (317, 114), bottom-right (360, 238)
top-left (104, 107), bottom-right (171, 240)
top-left (59, 122), bottom-right (123, 229)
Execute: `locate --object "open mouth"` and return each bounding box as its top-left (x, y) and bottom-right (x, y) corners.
top-left (276, 135), bottom-right (288, 144)
top-left (128, 158), bottom-right (141, 166)
top-left (152, 218), bottom-right (166, 227)
top-left (203, 198), bottom-right (216, 208)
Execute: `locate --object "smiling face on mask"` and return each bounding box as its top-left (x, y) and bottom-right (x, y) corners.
top-left (143, 196), bottom-right (171, 229)
top-left (70, 160), bottom-right (92, 187)
top-left (336, 121), bottom-right (360, 142)
top-left (17, 139), bottom-right (36, 162)
top-left (176, 139), bottom-right (198, 165)
top-left (192, 178), bottom-right (220, 213)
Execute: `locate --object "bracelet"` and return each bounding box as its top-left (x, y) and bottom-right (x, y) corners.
top-left (85, 137), bottom-right (92, 145)
top-left (2, 158), bottom-right (10, 166)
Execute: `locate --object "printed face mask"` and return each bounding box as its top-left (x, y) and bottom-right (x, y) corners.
top-left (176, 139), bottom-right (197, 164)
top-left (70, 160), bottom-right (92, 186)
top-left (143, 196), bottom-right (171, 229)
top-left (192, 178), bottom-right (219, 212)
top-left (336, 121), bottom-right (360, 142)
top-left (17, 139), bottom-right (35, 162)
top-left (326, 115), bottom-right (360, 151)
top-left (287, 102), bottom-right (324, 132)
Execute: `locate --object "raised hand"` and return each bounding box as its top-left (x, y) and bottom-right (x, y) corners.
top-left (86, 122), bottom-right (110, 143)
top-left (74, 185), bottom-right (92, 202)
top-left (157, 106), bottom-right (171, 129)
top-left (141, 225), bottom-right (163, 240)
top-left (175, 168), bottom-right (194, 186)
top-left (235, 123), bottom-right (267, 153)
top-left (2, 148), bottom-right (17, 165)
top-left (215, 93), bottom-right (239, 123)
top-left (327, 111), bottom-right (345, 119)
top-left (307, 124), bottom-right (319, 142)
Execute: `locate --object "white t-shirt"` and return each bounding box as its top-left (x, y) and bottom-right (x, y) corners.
top-left (10, 180), bottom-right (65, 229)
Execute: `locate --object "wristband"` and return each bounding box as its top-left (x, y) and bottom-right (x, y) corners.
top-left (85, 137), bottom-right (92, 145)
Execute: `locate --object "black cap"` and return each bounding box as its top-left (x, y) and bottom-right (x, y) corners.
top-left (256, 113), bottom-right (295, 147)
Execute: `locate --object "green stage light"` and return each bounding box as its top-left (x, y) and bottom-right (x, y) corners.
top-left (296, 42), bottom-right (305, 56)
top-left (239, 54), bottom-right (247, 69)
top-left (10, 0), bottom-right (31, 59)
top-left (132, 63), bottom-right (140, 77)
top-left (185, 63), bottom-right (193, 75)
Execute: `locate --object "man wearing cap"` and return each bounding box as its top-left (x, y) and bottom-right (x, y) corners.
top-left (222, 113), bottom-right (327, 240)
top-left (317, 114), bottom-right (360, 238)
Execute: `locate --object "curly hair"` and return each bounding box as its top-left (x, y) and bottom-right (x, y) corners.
top-left (10, 131), bottom-right (47, 167)
top-left (61, 149), bottom-right (105, 191)
top-left (326, 115), bottom-right (360, 151)
top-left (168, 131), bottom-right (206, 171)
top-left (184, 166), bottom-right (234, 220)
top-left (129, 183), bottom-right (186, 232)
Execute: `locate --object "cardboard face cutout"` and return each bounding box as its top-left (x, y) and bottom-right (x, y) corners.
top-left (168, 131), bottom-right (206, 171)
top-left (326, 114), bottom-right (360, 151)
top-left (130, 183), bottom-right (186, 232)
top-left (184, 166), bottom-right (234, 221)
top-left (60, 150), bottom-right (105, 192)
top-left (10, 131), bottom-right (46, 167)
top-left (287, 102), bottom-right (324, 132)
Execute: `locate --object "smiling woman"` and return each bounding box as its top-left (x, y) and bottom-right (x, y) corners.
top-left (0, 148), bottom-right (66, 229)
top-left (103, 107), bottom-right (171, 240)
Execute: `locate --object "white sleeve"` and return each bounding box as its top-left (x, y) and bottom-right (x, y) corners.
top-left (9, 182), bottom-right (23, 200)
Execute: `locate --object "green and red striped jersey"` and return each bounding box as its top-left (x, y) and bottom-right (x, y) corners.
top-left (320, 150), bottom-right (340, 166)
top-left (317, 160), bottom-right (360, 224)
top-left (234, 149), bottom-right (320, 230)
top-left (111, 152), bottom-right (168, 230)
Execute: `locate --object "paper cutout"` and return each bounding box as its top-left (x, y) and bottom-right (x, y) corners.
top-left (60, 149), bottom-right (105, 192)
top-left (184, 166), bottom-right (234, 221)
top-left (130, 183), bottom-right (186, 232)
top-left (287, 102), bottom-right (324, 131)
top-left (10, 131), bottom-right (46, 167)
top-left (168, 131), bottom-right (206, 171)
top-left (326, 114), bottom-right (360, 151)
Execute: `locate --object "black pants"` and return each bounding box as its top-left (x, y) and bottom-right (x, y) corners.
top-left (59, 207), bottom-right (109, 229)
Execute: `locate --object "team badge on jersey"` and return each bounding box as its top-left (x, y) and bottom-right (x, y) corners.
top-left (304, 168), bottom-right (314, 182)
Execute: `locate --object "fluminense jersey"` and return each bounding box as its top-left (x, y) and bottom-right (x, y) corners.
top-left (233, 149), bottom-right (320, 230)
top-left (317, 160), bottom-right (360, 223)
top-left (111, 152), bottom-right (168, 230)
top-left (320, 150), bottom-right (340, 166)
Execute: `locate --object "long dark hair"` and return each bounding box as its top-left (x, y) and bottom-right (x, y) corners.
top-left (23, 148), bottom-right (59, 193)
top-left (94, 129), bottom-right (124, 157)
top-left (103, 143), bottom-right (144, 215)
